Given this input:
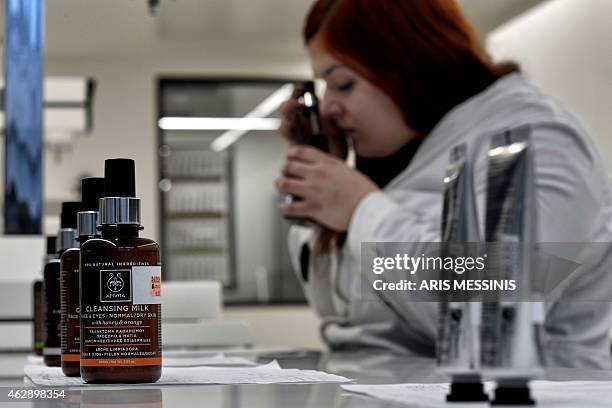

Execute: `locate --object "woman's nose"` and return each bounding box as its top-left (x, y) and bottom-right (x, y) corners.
top-left (320, 92), bottom-right (342, 119)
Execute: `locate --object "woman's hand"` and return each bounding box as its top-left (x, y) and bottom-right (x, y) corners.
top-left (276, 145), bottom-right (379, 231)
top-left (278, 85), bottom-right (348, 159)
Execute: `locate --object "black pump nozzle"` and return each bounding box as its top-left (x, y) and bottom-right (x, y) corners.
top-left (301, 81), bottom-right (327, 152)
top-left (81, 177), bottom-right (105, 211)
top-left (104, 159), bottom-right (136, 198)
top-left (303, 81), bottom-right (315, 95)
top-left (46, 236), bottom-right (57, 255)
top-left (60, 202), bottom-right (82, 229)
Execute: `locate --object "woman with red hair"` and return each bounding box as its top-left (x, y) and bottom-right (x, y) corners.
top-left (276, 0), bottom-right (612, 369)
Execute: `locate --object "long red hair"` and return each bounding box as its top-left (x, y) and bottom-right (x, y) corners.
top-left (305, 0), bottom-right (517, 253)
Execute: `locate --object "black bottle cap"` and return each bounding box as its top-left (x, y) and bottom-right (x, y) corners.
top-left (446, 382), bottom-right (489, 402)
top-left (104, 158), bottom-right (136, 198)
top-left (81, 177), bottom-right (105, 211)
top-left (46, 236), bottom-right (57, 255)
top-left (491, 385), bottom-right (535, 406)
top-left (303, 81), bottom-right (315, 94)
top-left (60, 202), bottom-right (82, 229)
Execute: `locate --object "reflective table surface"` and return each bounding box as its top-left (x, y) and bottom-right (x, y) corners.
top-left (2, 349), bottom-right (612, 407)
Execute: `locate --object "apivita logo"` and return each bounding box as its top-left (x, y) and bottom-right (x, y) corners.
top-left (100, 269), bottom-right (132, 302)
top-left (107, 273), bottom-right (124, 292)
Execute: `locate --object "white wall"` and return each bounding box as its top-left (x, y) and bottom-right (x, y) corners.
top-left (487, 0), bottom-right (612, 170)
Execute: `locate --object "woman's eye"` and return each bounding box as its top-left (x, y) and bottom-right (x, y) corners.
top-left (336, 81), bottom-right (355, 92)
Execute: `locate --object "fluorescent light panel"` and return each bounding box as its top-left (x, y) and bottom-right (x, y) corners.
top-left (158, 117), bottom-right (281, 131)
top-left (210, 84), bottom-right (294, 151)
top-left (158, 83), bottom-right (294, 152)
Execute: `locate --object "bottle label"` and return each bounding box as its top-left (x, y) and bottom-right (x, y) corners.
top-left (61, 251), bottom-right (81, 361)
top-left (81, 263), bottom-right (161, 367)
top-left (33, 282), bottom-right (44, 353)
top-left (44, 262), bottom-right (61, 355)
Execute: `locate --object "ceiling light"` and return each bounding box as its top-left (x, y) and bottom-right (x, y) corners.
top-left (210, 84), bottom-right (293, 152)
top-left (158, 117), bottom-right (281, 131)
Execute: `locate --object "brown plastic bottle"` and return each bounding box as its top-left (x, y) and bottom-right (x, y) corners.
top-left (61, 178), bottom-right (105, 377)
top-left (80, 159), bottom-right (161, 383)
top-left (44, 203), bottom-right (81, 367)
top-left (43, 259), bottom-right (61, 366)
top-left (33, 280), bottom-right (44, 356)
top-left (284, 81), bottom-right (328, 226)
top-left (34, 237), bottom-right (57, 356)
top-left (60, 248), bottom-right (80, 375)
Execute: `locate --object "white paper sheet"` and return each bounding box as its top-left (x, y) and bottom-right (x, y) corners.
top-left (342, 381), bottom-right (612, 407)
top-left (162, 353), bottom-right (256, 367)
top-left (26, 355), bottom-right (45, 365)
top-left (24, 360), bottom-right (351, 387)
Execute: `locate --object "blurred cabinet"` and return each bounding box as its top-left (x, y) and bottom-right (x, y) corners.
top-left (158, 78), bottom-right (306, 303)
top-left (160, 145), bottom-right (235, 286)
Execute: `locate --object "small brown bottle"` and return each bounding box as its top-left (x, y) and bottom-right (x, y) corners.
top-left (34, 236), bottom-right (57, 356)
top-left (61, 177), bottom-right (105, 376)
top-left (284, 81), bottom-right (329, 225)
top-left (44, 203), bottom-right (81, 366)
top-left (80, 159), bottom-right (162, 383)
top-left (33, 280), bottom-right (44, 356)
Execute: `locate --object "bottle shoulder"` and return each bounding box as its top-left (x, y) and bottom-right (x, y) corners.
top-left (44, 259), bottom-right (60, 268)
top-left (60, 248), bottom-right (80, 260)
top-left (81, 237), bottom-right (159, 251)
top-left (44, 259), bottom-right (60, 274)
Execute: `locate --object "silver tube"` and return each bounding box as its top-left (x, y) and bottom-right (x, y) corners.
top-left (99, 197), bottom-right (141, 226)
top-left (57, 228), bottom-right (78, 252)
top-left (437, 144), bottom-right (484, 386)
top-left (481, 126), bottom-right (542, 381)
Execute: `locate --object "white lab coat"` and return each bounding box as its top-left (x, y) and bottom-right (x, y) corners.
top-left (288, 73), bottom-right (612, 369)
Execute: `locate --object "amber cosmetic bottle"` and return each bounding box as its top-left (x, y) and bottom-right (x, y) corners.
top-left (80, 159), bottom-right (162, 383)
top-left (61, 178), bottom-right (105, 376)
top-left (34, 236), bottom-right (57, 356)
top-left (33, 281), bottom-right (44, 356)
top-left (44, 203), bottom-right (81, 367)
top-left (284, 81), bottom-right (329, 225)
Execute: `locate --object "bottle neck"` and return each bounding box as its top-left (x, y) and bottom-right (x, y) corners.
top-left (78, 234), bottom-right (100, 246)
top-left (99, 224), bottom-right (141, 239)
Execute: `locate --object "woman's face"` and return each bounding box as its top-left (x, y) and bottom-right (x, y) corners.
top-left (308, 39), bottom-right (417, 158)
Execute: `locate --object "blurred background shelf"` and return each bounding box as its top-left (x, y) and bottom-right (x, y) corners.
top-left (158, 79), bottom-right (306, 304)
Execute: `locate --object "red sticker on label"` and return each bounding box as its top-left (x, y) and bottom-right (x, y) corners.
top-left (150, 276), bottom-right (161, 297)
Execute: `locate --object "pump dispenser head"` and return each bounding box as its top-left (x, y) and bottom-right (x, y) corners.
top-left (60, 202), bottom-right (81, 229)
top-left (78, 177), bottom-right (105, 237)
top-left (46, 236), bottom-right (57, 255)
top-left (58, 202), bottom-right (81, 251)
top-left (99, 159), bottom-right (141, 226)
top-left (82, 177), bottom-right (105, 211)
top-left (303, 81), bottom-right (315, 95)
top-left (44, 235), bottom-right (58, 262)
top-left (104, 159), bottom-right (136, 198)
